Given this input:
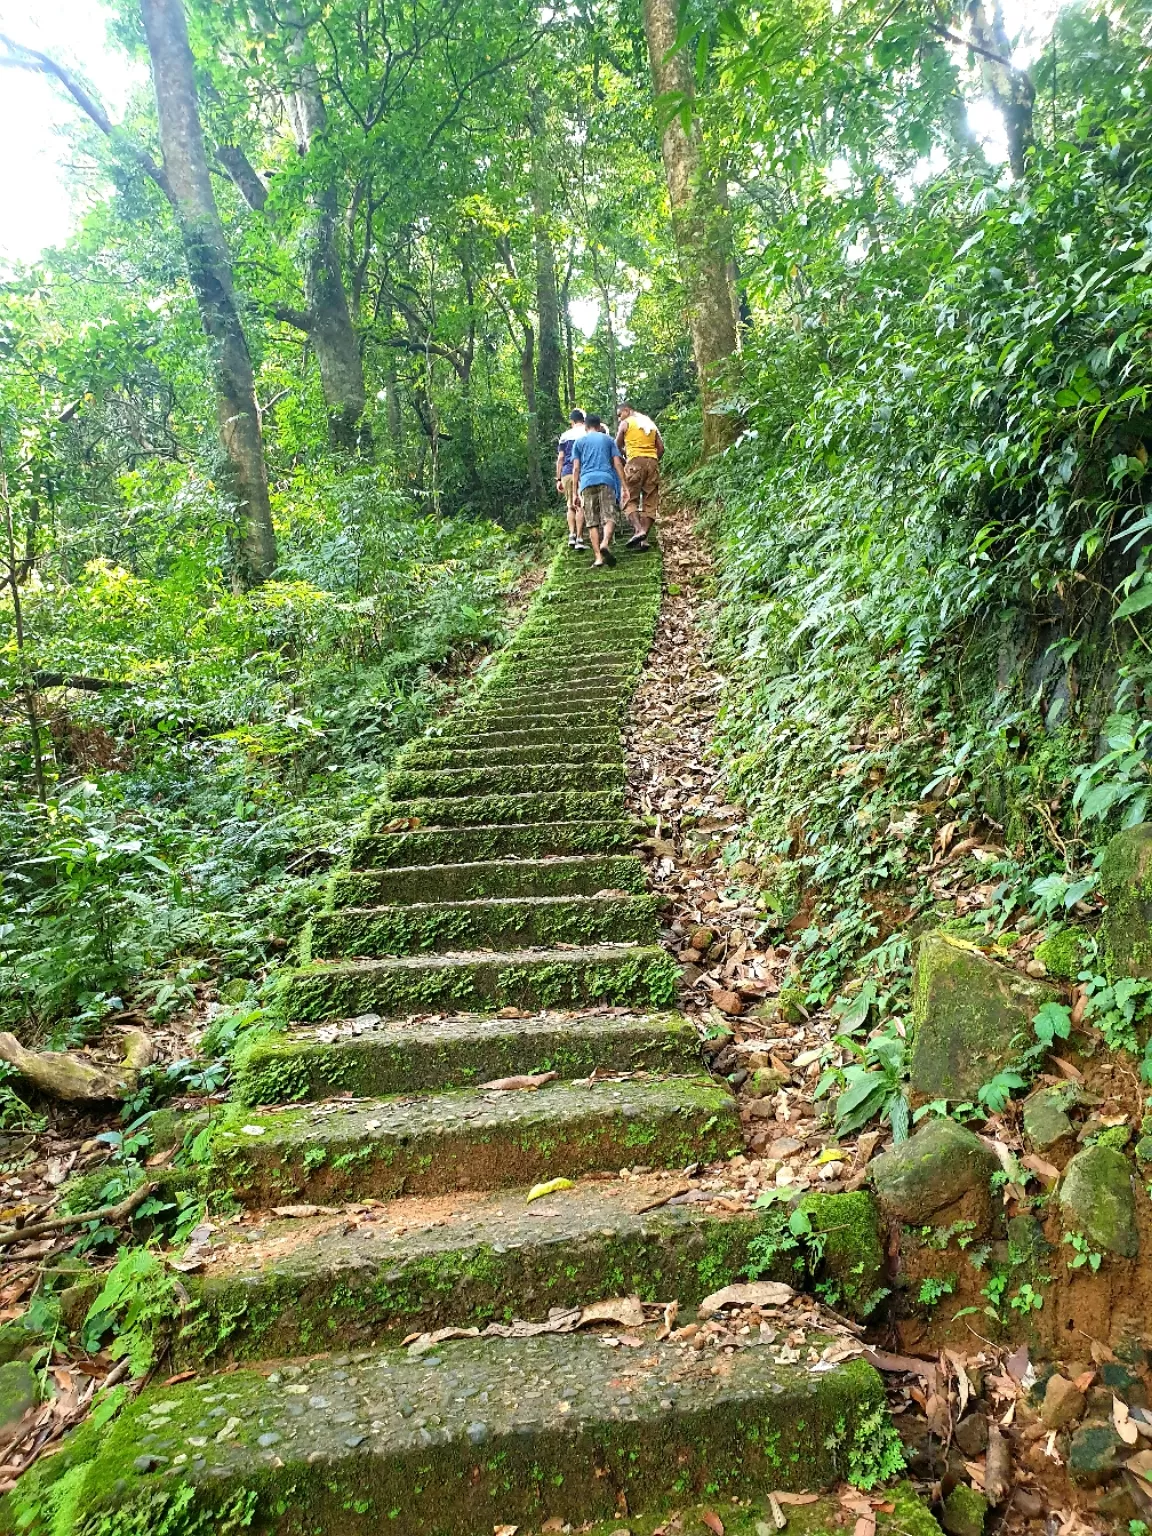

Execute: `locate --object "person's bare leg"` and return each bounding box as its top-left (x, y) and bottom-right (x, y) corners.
top-left (603, 519), bottom-right (615, 550)
top-left (588, 526), bottom-right (604, 566)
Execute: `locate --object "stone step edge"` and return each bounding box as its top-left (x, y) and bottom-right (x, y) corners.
top-left (233, 1008), bottom-right (698, 1104)
top-left (172, 1183), bottom-right (885, 1363)
top-left (10, 1336), bottom-right (893, 1536)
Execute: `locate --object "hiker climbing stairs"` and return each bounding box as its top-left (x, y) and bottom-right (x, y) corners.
top-left (14, 545), bottom-right (926, 1536)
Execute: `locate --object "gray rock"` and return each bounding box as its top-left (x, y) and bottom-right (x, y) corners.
top-left (870, 1117), bottom-right (999, 1226)
top-left (1022, 1085), bottom-right (1077, 1154)
top-left (1059, 1145), bottom-right (1139, 1259)
top-left (0, 1360), bottom-right (38, 1434)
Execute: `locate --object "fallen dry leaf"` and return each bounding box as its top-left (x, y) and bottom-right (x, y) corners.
top-left (773, 1493), bottom-right (820, 1506)
top-left (1116, 1397), bottom-right (1140, 1446)
top-left (701, 1511), bottom-right (724, 1536)
top-left (481, 1072), bottom-right (558, 1091)
top-left (578, 1296), bottom-right (645, 1329)
top-left (698, 1281), bottom-right (793, 1318)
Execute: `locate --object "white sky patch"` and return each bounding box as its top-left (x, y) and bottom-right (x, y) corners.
top-left (569, 297), bottom-right (600, 338)
top-left (0, 0), bottom-right (142, 264)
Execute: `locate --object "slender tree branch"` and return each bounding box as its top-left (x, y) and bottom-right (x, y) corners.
top-left (0, 33), bottom-right (173, 203)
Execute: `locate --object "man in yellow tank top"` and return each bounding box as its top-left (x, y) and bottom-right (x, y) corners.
top-left (615, 402), bottom-right (664, 551)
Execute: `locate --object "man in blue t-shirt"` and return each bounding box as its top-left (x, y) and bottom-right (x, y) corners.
top-left (571, 414), bottom-right (626, 569)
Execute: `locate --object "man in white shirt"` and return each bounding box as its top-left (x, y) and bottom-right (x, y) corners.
top-left (555, 409), bottom-right (588, 550)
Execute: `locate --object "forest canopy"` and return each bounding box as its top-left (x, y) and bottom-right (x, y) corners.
top-left (2, 0), bottom-right (1152, 1036)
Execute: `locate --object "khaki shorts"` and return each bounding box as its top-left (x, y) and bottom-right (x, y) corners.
top-left (623, 456), bottom-right (660, 524)
top-left (561, 473), bottom-right (578, 512)
top-left (580, 483), bottom-right (617, 531)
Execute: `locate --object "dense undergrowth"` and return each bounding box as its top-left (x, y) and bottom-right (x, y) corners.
top-left (1, 470), bottom-right (539, 1040)
top-left (676, 1), bottom-right (1152, 1022)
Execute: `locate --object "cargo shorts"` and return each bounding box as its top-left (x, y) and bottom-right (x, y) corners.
top-left (580, 483), bottom-right (617, 531)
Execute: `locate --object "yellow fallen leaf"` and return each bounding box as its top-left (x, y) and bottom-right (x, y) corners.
top-left (816, 1147), bottom-right (845, 1165)
top-left (526, 1178), bottom-right (574, 1203)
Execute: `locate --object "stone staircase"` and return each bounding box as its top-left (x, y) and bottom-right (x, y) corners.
top-left (9, 546), bottom-right (924, 1536)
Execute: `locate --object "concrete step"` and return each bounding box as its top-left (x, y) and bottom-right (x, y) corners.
top-left (306, 893), bottom-right (659, 959)
top-left (347, 820), bottom-right (638, 869)
top-left (468, 711), bottom-right (626, 736)
top-left (177, 1182), bottom-right (884, 1362)
top-left (365, 788), bottom-right (624, 831)
top-left (397, 741), bottom-right (625, 769)
top-left (234, 1010), bottom-right (698, 1103)
top-left (424, 723), bottom-right (620, 750)
top-left (30, 1334), bottom-right (895, 1534)
top-left (385, 761), bottom-right (624, 801)
top-left (472, 697), bottom-right (625, 722)
top-left (280, 941), bottom-right (678, 1021)
top-left (214, 1074), bottom-right (739, 1206)
top-left (329, 853), bottom-right (645, 907)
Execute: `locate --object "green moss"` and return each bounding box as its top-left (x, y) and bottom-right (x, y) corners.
top-left (308, 894), bottom-right (659, 960)
top-left (327, 854), bottom-right (646, 909)
top-left (365, 786), bottom-right (624, 832)
top-left (386, 762), bottom-right (625, 801)
top-left (1034, 926), bottom-right (1091, 980)
top-left (348, 820), bottom-right (639, 869)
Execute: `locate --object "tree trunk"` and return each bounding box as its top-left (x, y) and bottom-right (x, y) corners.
top-left (519, 325), bottom-right (546, 507)
top-left (641, 0), bottom-right (738, 456)
top-left (138, 0), bottom-right (276, 586)
top-left (561, 276), bottom-right (576, 411)
top-left (282, 3), bottom-right (368, 451)
top-left (383, 366), bottom-right (403, 453)
top-left (966, 1), bottom-right (1035, 179)
top-left (530, 94), bottom-right (563, 438)
top-left (597, 282), bottom-right (619, 432)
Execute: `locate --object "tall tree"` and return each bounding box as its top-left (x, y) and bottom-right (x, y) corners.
top-left (1, 12), bottom-right (278, 584)
top-left (277, 3), bottom-right (369, 450)
top-left (138, 0), bottom-right (276, 585)
top-left (531, 93), bottom-right (564, 436)
top-left (641, 0), bottom-right (738, 454)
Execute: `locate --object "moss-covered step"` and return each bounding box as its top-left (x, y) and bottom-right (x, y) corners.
top-left (397, 741), bottom-right (624, 769)
top-left (234, 1010), bottom-right (698, 1104)
top-left (329, 853), bottom-right (646, 907)
top-left (347, 819), bottom-right (638, 868)
top-left (364, 788), bottom-right (625, 832)
top-left (385, 762), bottom-right (625, 800)
top-left (472, 698), bottom-right (626, 723)
top-left (212, 1074), bottom-right (739, 1206)
top-left (5, 1336), bottom-right (892, 1536)
top-left (280, 942), bottom-right (678, 1020)
top-left (425, 724), bottom-right (621, 750)
top-left (173, 1182), bottom-right (881, 1363)
top-left (488, 657), bottom-right (641, 679)
top-left (306, 893), bottom-right (659, 959)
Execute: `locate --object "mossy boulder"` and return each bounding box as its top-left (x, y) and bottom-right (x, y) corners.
top-left (909, 933), bottom-right (1059, 1103)
top-left (1068, 1421), bottom-right (1126, 1485)
top-left (0, 1360), bottom-right (38, 1433)
top-left (1034, 926), bottom-right (1091, 980)
top-left (870, 1117), bottom-right (998, 1230)
top-left (1058, 1144), bottom-right (1139, 1259)
top-left (1101, 823), bottom-right (1152, 979)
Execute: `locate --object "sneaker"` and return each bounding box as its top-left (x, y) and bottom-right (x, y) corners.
top-left (625, 533), bottom-right (644, 549)
top-left (573, 539), bottom-right (588, 551)
top-left (568, 537), bottom-right (576, 549)
top-left (601, 547), bottom-right (617, 567)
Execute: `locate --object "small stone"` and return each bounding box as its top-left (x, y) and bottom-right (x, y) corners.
top-left (870, 1116), bottom-right (999, 1227)
top-left (257, 1432), bottom-right (281, 1448)
top-left (680, 964), bottom-right (702, 986)
top-left (1068, 1421), bottom-right (1125, 1486)
top-left (1011, 1490), bottom-right (1043, 1519)
top-left (940, 1483), bottom-right (988, 1536)
top-left (749, 1067), bottom-right (786, 1097)
top-left (466, 1421), bottom-right (488, 1445)
top-left (1040, 1374), bottom-right (1085, 1429)
top-left (954, 1414), bottom-right (989, 1456)
top-left (133, 1454), bottom-right (167, 1474)
top-left (713, 990), bottom-right (744, 1015)
top-left (342, 1433), bottom-right (366, 1448)
top-left (768, 1136), bottom-right (802, 1158)
top-left (690, 927), bottom-right (715, 952)
top-left (1059, 1145), bottom-right (1139, 1258)
top-left (1025, 958), bottom-right (1048, 978)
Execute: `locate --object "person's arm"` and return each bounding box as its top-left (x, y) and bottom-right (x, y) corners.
top-left (555, 448), bottom-right (565, 489)
top-left (615, 423), bottom-right (627, 453)
top-left (654, 428), bottom-right (665, 460)
top-left (612, 453), bottom-right (625, 479)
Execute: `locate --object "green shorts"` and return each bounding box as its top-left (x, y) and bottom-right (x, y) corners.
top-left (581, 483), bottom-right (617, 531)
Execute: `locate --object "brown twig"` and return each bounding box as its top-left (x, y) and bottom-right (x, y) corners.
top-left (0, 1182), bottom-right (158, 1249)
